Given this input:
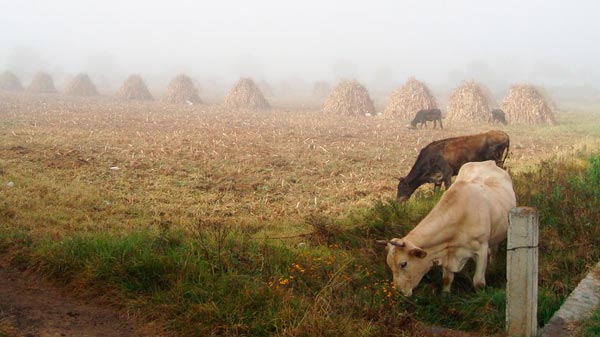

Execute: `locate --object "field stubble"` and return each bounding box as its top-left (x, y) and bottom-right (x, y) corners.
top-left (0, 93), bottom-right (598, 238)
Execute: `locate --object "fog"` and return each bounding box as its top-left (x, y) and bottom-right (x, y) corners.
top-left (2, 0), bottom-right (600, 100)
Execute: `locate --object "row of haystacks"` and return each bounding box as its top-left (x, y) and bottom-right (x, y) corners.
top-left (445, 81), bottom-right (557, 125)
top-left (223, 78), bottom-right (270, 110)
top-left (323, 80), bottom-right (375, 116)
top-left (383, 77), bottom-right (437, 119)
top-left (320, 78), bottom-right (557, 125)
top-left (1, 70), bottom-right (559, 123)
top-left (0, 71), bottom-right (266, 108)
top-left (502, 85), bottom-right (557, 126)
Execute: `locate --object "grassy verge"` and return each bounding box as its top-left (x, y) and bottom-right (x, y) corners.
top-left (581, 307), bottom-right (600, 337)
top-left (1, 153), bottom-right (600, 336)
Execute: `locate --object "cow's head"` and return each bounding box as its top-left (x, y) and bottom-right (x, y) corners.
top-left (396, 177), bottom-right (412, 201)
top-left (377, 238), bottom-right (429, 296)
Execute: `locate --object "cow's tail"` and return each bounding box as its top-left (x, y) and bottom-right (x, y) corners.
top-left (501, 137), bottom-right (510, 168)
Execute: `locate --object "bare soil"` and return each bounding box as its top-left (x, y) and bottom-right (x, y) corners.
top-left (0, 263), bottom-right (160, 337)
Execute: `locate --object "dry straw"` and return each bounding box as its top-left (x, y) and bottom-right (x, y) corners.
top-left (65, 73), bottom-right (99, 96)
top-left (116, 75), bottom-right (153, 101)
top-left (0, 71), bottom-right (23, 91)
top-left (446, 81), bottom-right (493, 122)
top-left (323, 80), bottom-right (375, 116)
top-left (27, 72), bottom-right (57, 94)
top-left (383, 77), bottom-right (436, 119)
top-left (223, 78), bottom-right (270, 110)
top-left (502, 84), bottom-right (557, 125)
top-left (161, 74), bottom-right (202, 104)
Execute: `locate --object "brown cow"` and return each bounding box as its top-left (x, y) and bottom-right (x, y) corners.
top-left (396, 130), bottom-right (510, 201)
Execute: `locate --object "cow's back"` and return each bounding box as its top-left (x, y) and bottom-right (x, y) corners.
top-left (438, 135), bottom-right (489, 174)
top-left (440, 131), bottom-right (509, 171)
top-left (455, 161), bottom-right (516, 245)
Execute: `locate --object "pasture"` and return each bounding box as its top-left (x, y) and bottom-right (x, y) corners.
top-left (1, 92), bottom-right (600, 336)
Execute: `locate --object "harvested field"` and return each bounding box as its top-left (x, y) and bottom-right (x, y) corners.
top-left (1, 93), bottom-right (600, 337)
top-left (383, 78), bottom-right (437, 119)
top-left (0, 93), bottom-right (595, 234)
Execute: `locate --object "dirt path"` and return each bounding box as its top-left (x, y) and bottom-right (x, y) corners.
top-left (0, 264), bottom-right (159, 337)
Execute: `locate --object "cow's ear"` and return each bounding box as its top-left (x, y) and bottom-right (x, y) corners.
top-left (409, 248), bottom-right (427, 259)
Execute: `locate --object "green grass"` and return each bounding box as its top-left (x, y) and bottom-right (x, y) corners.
top-left (1, 153), bottom-right (600, 336)
top-left (582, 308), bottom-right (600, 336)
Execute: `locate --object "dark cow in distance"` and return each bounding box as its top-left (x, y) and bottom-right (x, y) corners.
top-left (489, 109), bottom-right (507, 125)
top-left (409, 108), bottom-right (443, 129)
top-left (396, 130), bottom-right (510, 201)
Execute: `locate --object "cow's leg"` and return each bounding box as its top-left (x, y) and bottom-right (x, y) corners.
top-left (442, 268), bottom-right (454, 293)
top-left (438, 118), bottom-right (443, 129)
top-left (441, 165), bottom-right (453, 190)
top-left (473, 243), bottom-right (489, 290)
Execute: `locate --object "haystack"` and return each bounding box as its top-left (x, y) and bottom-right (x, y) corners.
top-left (115, 75), bottom-right (153, 101)
top-left (323, 80), bottom-right (375, 116)
top-left (312, 81), bottom-right (331, 99)
top-left (161, 74), bottom-right (202, 104)
top-left (446, 81), bottom-right (492, 122)
top-left (65, 73), bottom-right (99, 96)
top-left (223, 78), bottom-right (270, 110)
top-left (0, 71), bottom-right (23, 91)
top-left (27, 72), bottom-right (56, 94)
top-left (502, 84), bottom-right (557, 125)
top-left (383, 77), bottom-right (436, 119)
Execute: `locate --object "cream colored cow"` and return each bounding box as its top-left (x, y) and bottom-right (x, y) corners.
top-left (380, 160), bottom-right (516, 296)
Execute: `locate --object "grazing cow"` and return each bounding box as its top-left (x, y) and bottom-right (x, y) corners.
top-left (409, 108), bottom-right (443, 129)
top-left (489, 109), bottom-right (507, 125)
top-left (379, 161), bottom-right (516, 296)
top-left (396, 130), bottom-right (510, 201)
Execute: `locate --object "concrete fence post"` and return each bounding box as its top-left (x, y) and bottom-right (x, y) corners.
top-left (506, 207), bottom-right (539, 337)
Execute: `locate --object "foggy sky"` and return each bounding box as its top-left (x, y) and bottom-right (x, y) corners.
top-left (1, 0), bottom-right (599, 94)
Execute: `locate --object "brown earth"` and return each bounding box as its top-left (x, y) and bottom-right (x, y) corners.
top-left (0, 263), bottom-right (161, 337)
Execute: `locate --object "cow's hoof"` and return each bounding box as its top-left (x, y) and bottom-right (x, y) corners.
top-left (474, 281), bottom-right (486, 290)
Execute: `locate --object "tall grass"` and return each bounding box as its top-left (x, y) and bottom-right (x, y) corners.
top-left (1, 154), bottom-right (599, 336)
